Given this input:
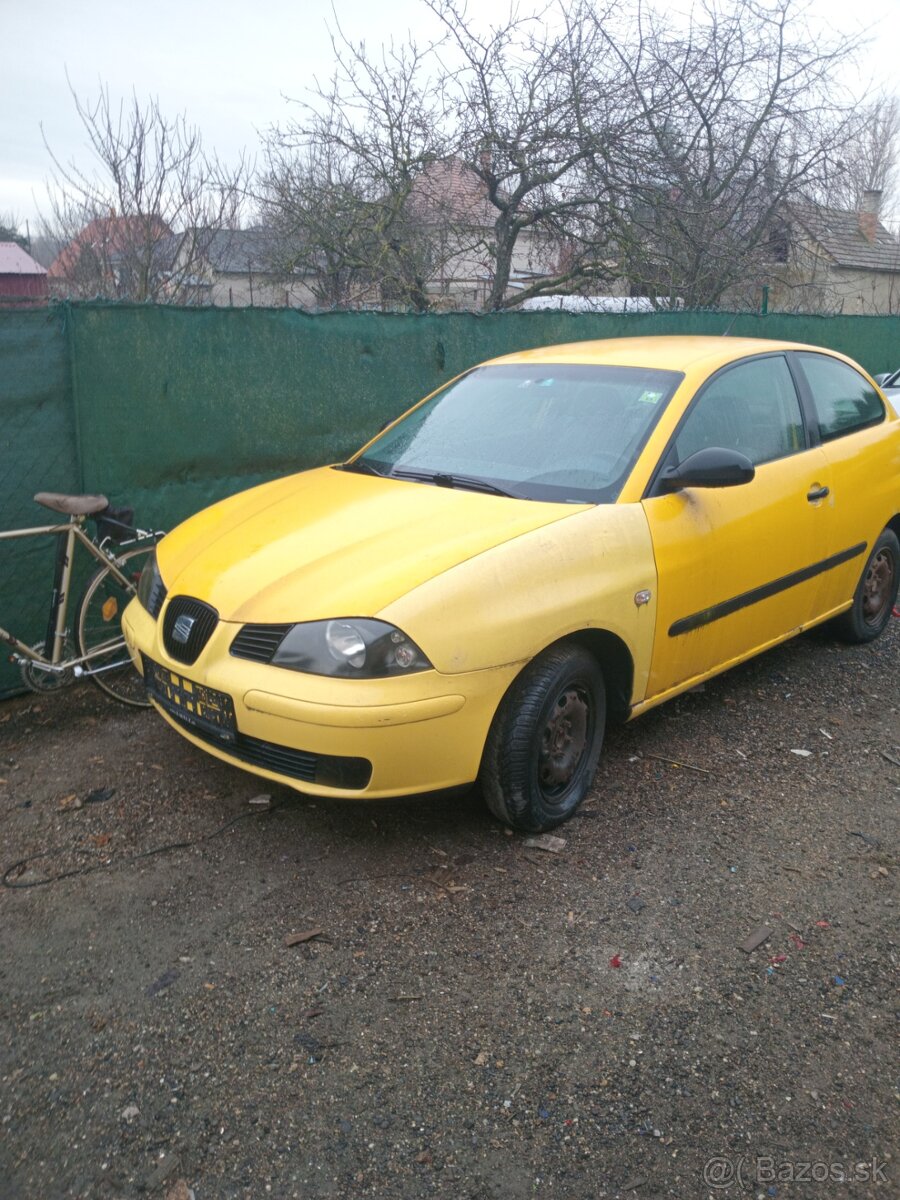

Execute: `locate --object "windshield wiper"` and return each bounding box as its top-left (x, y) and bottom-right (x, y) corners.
top-left (341, 461), bottom-right (517, 497)
top-left (390, 468), bottom-right (517, 498)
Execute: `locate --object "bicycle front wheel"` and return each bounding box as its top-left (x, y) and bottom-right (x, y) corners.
top-left (76, 544), bottom-right (155, 707)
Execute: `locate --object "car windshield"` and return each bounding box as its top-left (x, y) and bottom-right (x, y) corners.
top-left (348, 363), bottom-right (684, 503)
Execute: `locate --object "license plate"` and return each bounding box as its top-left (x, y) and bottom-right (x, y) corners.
top-left (143, 655), bottom-right (236, 743)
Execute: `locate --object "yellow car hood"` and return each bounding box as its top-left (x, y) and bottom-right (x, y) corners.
top-left (157, 466), bottom-right (586, 623)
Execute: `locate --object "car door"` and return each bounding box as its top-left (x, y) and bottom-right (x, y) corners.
top-left (789, 351), bottom-right (892, 611)
top-left (640, 352), bottom-right (832, 702)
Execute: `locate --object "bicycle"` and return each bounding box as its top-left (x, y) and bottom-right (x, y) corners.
top-left (0, 491), bottom-right (165, 707)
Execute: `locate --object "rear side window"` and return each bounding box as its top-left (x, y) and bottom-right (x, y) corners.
top-left (795, 352), bottom-right (885, 442)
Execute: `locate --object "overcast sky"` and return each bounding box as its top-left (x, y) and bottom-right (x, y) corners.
top-left (3, 0), bottom-right (899, 232)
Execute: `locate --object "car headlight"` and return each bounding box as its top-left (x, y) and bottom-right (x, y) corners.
top-left (252, 618), bottom-right (432, 678)
top-left (136, 550), bottom-right (167, 618)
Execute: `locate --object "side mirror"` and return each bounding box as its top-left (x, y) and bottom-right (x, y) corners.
top-left (659, 446), bottom-right (755, 493)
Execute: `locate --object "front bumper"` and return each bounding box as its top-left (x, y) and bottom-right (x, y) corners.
top-left (122, 599), bottom-right (519, 798)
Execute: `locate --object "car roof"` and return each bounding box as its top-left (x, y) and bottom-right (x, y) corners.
top-left (485, 335), bottom-right (848, 375)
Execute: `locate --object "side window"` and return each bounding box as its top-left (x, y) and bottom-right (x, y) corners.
top-left (795, 352), bottom-right (885, 442)
top-left (673, 355), bottom-right (805, 467)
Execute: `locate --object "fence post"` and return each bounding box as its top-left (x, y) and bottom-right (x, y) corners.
top-left (64, 302), bottom-right (86, 492)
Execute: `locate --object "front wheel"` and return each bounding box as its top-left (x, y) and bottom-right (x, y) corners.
top-left (832, 529), bottom-right (899, 644)
top-left (76, 544), bottom-right (156, 707)
top-left (479, 643), bottom-right (606, 832)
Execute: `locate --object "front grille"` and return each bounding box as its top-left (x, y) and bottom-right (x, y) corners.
top-left (162, 704), bottom-right (372, 789)
top-left (162, 596), bottom-right (219, 665)
top-left (231, 623), bottom-right (292, 663)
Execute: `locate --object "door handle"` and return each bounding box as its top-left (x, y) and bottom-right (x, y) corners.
top-left (807, 484), bottom-right (830, 502)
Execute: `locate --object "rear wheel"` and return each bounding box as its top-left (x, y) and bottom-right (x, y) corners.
top-left (76, 545), bottom-right (155, 707)
top-left (480, 643), bottom-right (606, 832)
top-left (833, 530), bottom-right (899, 644)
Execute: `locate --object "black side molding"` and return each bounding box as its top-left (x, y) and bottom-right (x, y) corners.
top-left (669, 543), bottom-right (867, 637)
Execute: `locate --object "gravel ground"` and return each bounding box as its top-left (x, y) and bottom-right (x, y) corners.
top-left (1, 621), bottom-right (897, 1200)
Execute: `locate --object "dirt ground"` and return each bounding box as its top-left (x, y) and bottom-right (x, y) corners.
top-left (1, 621), bottom-right (897, 1200)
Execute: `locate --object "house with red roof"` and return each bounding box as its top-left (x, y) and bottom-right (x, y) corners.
top-left (0, 243), bottom-right (49, 307)
top-left (47, 215), bottom-right (173, 300)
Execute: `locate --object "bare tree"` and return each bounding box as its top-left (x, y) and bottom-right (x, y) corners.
top-left (260, 34), bottom-right (461, 311)
top-left (259, 1), bottom-right (642, 311)
top-left (0, 214), bottom-right (30, 252)
top-left (820, 93), bottom-right (900, 218)
top-left (596, 0), bottom-right (864, 309)
top-left (260, 111), bottom-right (376, 309)
top-left (41, 81), bottom-right (247, 302)
top-left (422, 0), bottom-right (638, 310)
top-left (259, 0), bottom-right (867, 312)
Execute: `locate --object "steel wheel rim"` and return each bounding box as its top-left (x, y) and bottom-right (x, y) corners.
top-left (862, 549), bottom-right (894, 626)
top-left (537, 683), bottom-right (592, 801)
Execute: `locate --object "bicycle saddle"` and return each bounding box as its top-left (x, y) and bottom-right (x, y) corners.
top-left (34, 492), bottom-right (109, 516)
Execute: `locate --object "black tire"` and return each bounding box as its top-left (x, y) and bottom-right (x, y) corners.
top-left (76, 545), bottom-right (156, 707)
top-left (833, 529), bottom-right (899, 645)
top-left (479, 643), bottom-right (606, 832)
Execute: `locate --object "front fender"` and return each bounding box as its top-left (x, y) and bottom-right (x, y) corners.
top-left (379, 503), bottom-right (658, 703)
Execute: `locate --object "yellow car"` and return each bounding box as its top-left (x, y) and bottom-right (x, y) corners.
top-left (123, 336), bottom-right (900, 830)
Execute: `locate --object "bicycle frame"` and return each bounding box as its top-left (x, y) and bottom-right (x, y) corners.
top-left (0, 517), bottom-right (149, 674)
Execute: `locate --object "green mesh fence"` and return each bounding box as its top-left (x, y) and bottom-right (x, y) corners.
top-left (2, 300), bottom-right (899, 699)
top-left (0, 308), bottom-right (79, 698)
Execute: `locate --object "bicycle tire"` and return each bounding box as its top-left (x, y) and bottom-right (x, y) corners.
top-left (76, 544), bottom-right (156, 707)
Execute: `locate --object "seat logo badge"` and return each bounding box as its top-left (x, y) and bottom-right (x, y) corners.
top-left (634, 589), bottom-right (652, 607)
top-left (172, 614), bottom-right (196, 644)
